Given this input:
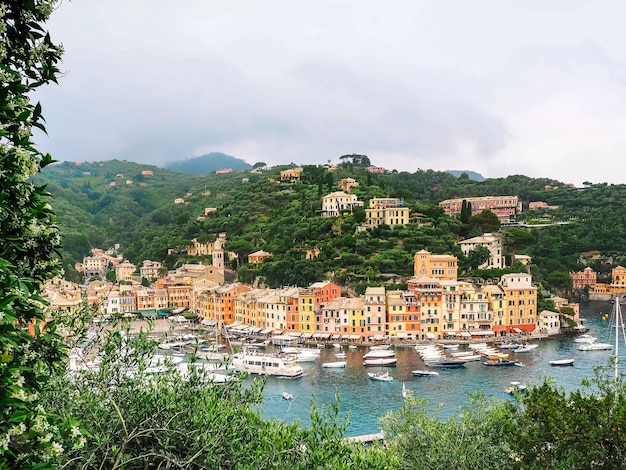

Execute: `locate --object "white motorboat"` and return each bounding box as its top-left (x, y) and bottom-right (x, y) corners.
top-left (504, 381), bottom-right (527, 394)
top-left (573, 334), bottom-right (597, 343)
top-left (321, 361), bottom-right (347, 368)
top-left (364, 349), bottom-right (396, 358)
top-left (368, 371), bottom-right (393, 382)
top-left (230, 349), bottom-right (304, 379)
top-left (335, 352), bottom-right (347, 358)
top-left (363, 356), bottom-right (397, 367)
top-left (513, 343), bottom-right (539, 353)
top-left (282, 391), bottom-right (294, 400)
top-left (412, 369), bottom-right (439, 376)
top-left (578, 342), bottom-right (612, 351)
top-left (550, 358), bottom-right (575, 366)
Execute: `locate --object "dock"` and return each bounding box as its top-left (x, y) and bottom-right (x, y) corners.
top-left (345, 432), bottom-right (385, 446)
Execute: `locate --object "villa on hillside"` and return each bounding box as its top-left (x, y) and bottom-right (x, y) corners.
top-left (321, 191), bottom-right (364, 217)
top-left (458, 232), bottom-right (505, 269)
top-left (364, 198), bottom-right (410, 228)
top-left (439, 195), bottom-right (522, 221)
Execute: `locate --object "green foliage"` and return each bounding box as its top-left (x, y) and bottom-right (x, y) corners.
top-left (44, 325), bottom-right (393, 469)
top-left (0, 2), bottom-right (76, 466)
top-left (381, 392), bottom-right (516, 469)
top-left (501, 368), bottom-right (626, 469)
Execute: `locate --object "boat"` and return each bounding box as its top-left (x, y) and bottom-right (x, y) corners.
top-left (549, 358), bottom-right (575, 366)
top-left (371, 344), bottom-right (392, 350)
top-left (282, 392), bottom-right (293, 400)
top-left (321, 361), bottom-right (347, 368)
top-left (368, 371), bottom-right (393, 382)
top-left (402, 382), bottom-right (407, 398)
top-left (316, 343), bottom-right (326, 349)
top-left (230, 349), bottom-right (304, 379)
top-left (504, 381), bottom-right (527, 394)
top-left (498, 342), bottom-right (521, 349)
top-left (513, 343), bottom-right (539, 353)
top-left (335, 352), bottom-right (347, 358)
top-left (578, 342), bottom-right (612, 351)
top-left (426, 358), bottom-right (466, 368)
top-left (363, 356), bottom-right (398, 367)
top-left (333, 343), bottom-right (342, 349)
top-left (438, 343), bottom-right (459, 350)
top-left (363, 349), bottom-right (396, 358)
top-left (282, 347), bottom-right (320, 362)
top-left (483, 358), bottom-right (518, 367)
top-left (348, 345), bottom-right (358, 350)
top-left (573, 334), bottom-right (598, 343)
top-left (412, 369), bottom-right (439, 376)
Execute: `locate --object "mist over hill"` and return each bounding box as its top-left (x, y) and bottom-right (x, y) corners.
top-left (165, 152), bottom-right (252, 175)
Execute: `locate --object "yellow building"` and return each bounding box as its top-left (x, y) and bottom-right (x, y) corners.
top-left (413, 249), bottom-right (458, 280)
top-left (321, 191), bottom-right (364, 217)
top-left (365, 198), bottom-right (410, 228)
top-left (280, 167), bottom-right (303, 183)
top-left (408, 276), bottom-right (443, 340)
top-left (497, 273), bottom-right (537, 335)
top-left (298, 289), bottom-right (317, 333)
top-left (234, 288), bottom-right (270, 328)
top-left (611, 266), bottom-right (626, 293)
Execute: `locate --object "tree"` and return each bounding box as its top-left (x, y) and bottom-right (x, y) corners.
top-left (467, 209), bottom-right (500, 234)
top-left (253, 161), bottom-right (266, 169)
top-left (501, 228), bottom-right (535, 266)
top-left (501, 369), bottom-right (626, 469)
top-left (467, 245), bottom-right (491, 270)
top-left (0, 2), bottom-right (76, 467)
top-left (381, 392), bottom-right (516, 469)
top-left (460, 199), bottom-right (472, 223)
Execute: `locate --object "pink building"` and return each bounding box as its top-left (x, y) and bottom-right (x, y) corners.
top-left (570, 267), bottom-right (597, 290)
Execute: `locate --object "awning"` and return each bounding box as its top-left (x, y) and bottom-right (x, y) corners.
top-left (172, 307), bottom-right (186, 315)
top-left (201, 319), bottom-right (217, 327)
top-left (313, 333), bottom-right (331, 339)
top-left (374, 334), bottom-right (384, 340)
top-left (426, 332), bottom-right (436, 340)
top-left (301, 332), bottom-right (314, 338)
top-left (140, 310), bottom-right (157, 318)
top-left (460, 332), bottom-right (471, 338)
top-left (513, 328), bottom-right (523, 334)
top-left (288, 332), bottom-right (302, 337)
top-left (349, 334), bottom-right (361, 340)
top-left (259, 328), bottom-right (272, 335)
top-left (396, 332), bottom-right (409, 338)
top-left (471, 330), bottom-right (495, 336)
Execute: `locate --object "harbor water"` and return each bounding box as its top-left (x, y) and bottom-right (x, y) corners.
top-left (255, 301), bottom-right (624, 436)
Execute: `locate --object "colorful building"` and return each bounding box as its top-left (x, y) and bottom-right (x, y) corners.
top-left (413, 249), bottom-right (458, 280)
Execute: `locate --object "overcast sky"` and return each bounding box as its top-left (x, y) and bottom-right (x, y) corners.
top-left (36, 1), bottom-right (626, 186)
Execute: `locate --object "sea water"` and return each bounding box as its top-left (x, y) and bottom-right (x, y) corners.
top-left (255, 301), bottom-right (621, 436)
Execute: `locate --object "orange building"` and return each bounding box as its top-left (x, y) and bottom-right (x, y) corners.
top-left (413, 250), bottom-right (458, 280)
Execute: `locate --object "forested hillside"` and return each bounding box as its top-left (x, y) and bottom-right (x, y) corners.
top-left (37, 160), bottom-right (626, 294)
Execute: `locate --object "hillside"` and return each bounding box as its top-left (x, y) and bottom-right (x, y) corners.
top-left (164, 152), bottom-right (252, 175)
top-left (36, 161), bottom-right (626, 294)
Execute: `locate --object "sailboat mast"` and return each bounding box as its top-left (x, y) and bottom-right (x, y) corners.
top-left (612, 294), bottom-right (626, 380)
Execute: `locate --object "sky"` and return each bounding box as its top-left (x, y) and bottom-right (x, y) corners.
top-left (35, 1), bottom-right (626, 186)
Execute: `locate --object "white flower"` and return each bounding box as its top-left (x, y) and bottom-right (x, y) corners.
top-left (50, 442), bottom-right (64, 455)
top-left (70, 426), bottom-right (81, 438)
top-left (41, 433), bottom-right (53, 443)
top-left (74, 436), bottom-right (86, 449)
top-left (15, 374), bottom-right (24, 387)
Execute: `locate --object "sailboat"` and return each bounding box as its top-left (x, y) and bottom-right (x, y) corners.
top-left (402, 382), bottom-right (407, 398)
top-left (609, 295), bottom-right (626, 380)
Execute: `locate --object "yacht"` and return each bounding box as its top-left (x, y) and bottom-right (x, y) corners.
top-left (230, 349), bottom-right (304, 379)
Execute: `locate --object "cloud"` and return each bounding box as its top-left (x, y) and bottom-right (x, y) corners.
top-left (34, 1), bottom-right (626, 186)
